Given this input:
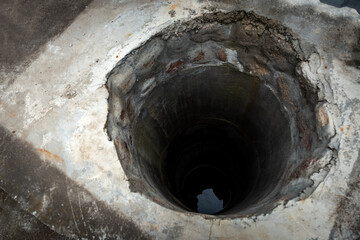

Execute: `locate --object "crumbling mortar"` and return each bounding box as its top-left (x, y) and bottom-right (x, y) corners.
top-left (300, 152), bottom-right (338, 200)
top-left (157, 10), bottom-right (297, 43)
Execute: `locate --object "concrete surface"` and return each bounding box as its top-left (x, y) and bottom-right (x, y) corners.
top-left (0, 0), bottom-right (94, 86)
top-left (0, 0), bottom-right (359, 239)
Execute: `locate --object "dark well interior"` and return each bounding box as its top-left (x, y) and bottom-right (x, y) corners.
top-left (106, 11), bottom-right (328, 216)
top-left (132, 66), bottom-right (292, 215)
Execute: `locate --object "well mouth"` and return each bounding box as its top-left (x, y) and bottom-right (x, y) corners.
top-left (106, 10), bottom-right (330, 217)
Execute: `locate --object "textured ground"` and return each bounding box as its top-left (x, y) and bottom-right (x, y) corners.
top-left (0, 0), bottom-right (359, 239)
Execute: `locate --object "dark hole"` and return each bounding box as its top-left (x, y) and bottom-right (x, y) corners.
top-left (107, 14), bottom-right (328, 216)
top-left (164, 119), bottom-right (258, 214)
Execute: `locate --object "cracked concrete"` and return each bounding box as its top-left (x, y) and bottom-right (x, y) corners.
top-left (0, 0), bottom-right (359, 239)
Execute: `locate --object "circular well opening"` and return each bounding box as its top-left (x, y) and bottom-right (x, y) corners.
top-left (106, 11), bottom-right (328, 216)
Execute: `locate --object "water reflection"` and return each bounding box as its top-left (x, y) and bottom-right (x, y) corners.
top-left (197, 188), bottom-right (224, 214)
